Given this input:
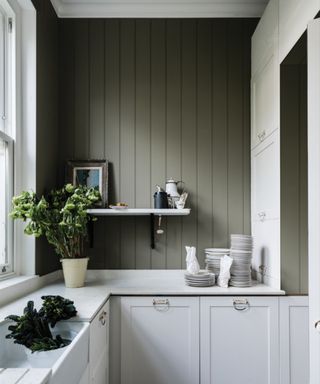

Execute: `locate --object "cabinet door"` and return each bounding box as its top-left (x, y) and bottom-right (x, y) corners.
top-left (251, 55), bottom-right (278, 149)
top-left (252, 0), bottom-right (278, 75)
top-left (251, 129), bottom-right (280, 222)
top-left (252, 218), bottom-right (281, 289)
top-left (121, 296), bottom-right (199, 384)
top-left (90, 301), bottom-right (109, 384)
top-left (280, 296), bottom-right (309, 384)
top-left (200, 297), bottom-right (279, 384)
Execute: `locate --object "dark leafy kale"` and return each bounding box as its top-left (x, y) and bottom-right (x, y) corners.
top-left (40, 295), bottom-right (77, 327)
top-left (5, 296), bottom-right (77, 353)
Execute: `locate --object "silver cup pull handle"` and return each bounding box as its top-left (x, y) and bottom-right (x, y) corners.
top-left (233, 298), bottom-right (249, 311)
top-left (153, 298), bottom-right (170, 312)
top-left (99, 310), bottom-right (107, 325)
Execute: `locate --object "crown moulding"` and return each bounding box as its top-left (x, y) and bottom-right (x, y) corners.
top-left (50, 0), bottom-right (268, 18)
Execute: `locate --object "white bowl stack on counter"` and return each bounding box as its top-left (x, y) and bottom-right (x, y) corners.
top-left (184, 271), bottom-right (216, 287)
top-left (230, 234), bottom-right (253, 287)
top-left (205, 248), bottom-right (230, 281)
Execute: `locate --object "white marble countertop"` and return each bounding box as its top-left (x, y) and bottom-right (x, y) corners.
top-left (0, 269), bottom-right (285, 384)
top-left (0, 269), bottom-right (285, 323)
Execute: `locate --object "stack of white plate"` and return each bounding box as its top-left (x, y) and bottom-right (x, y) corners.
top-left (230, 234), bottom-right (253, 287)
top-left (204, 248), bottom-right (230, 279)
top-left (184, 271), bottom-right (215, 287)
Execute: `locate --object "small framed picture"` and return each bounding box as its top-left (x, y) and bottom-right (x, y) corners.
top-left (66, 160), bottom-right (108, 207)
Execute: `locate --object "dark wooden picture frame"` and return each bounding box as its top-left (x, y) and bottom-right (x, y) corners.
top-left (66, 160), bottom-right (108, 207)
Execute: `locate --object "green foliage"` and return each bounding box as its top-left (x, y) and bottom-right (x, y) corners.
top-left (40, 295), bottom-right (77, 327)
top-left (6, 296), bottom-right (77, 353)
top-left (10, 184), bottom-right (101, 259)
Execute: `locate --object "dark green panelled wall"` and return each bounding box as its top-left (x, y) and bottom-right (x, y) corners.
top-left (58, 19), bottom-right (257, 270)
top-left (31, 2), bottom-right (257, 273)
top-left (32, 0), bottom-right (60, 275)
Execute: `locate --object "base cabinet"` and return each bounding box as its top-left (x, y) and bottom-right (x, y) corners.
top-left (280, 296), bottom-right (309, 384)
top-left (90, 301), bottom-right (110, 384)
top-left (120, 296), bottom-right (199, 384)
top-left (200, 297), bottom-right (279, 384)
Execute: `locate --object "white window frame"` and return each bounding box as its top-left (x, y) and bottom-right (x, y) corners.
top-left (0, 0), bottom-right (36, 280)
top-left (0, 0), bottom-right (15, 278)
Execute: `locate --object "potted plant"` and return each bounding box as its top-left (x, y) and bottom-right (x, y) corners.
top-left (10, 184), bottom-right (101, 287)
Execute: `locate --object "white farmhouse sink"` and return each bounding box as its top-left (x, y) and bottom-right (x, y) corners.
top-left (0, 320), bottom-right (89, 384)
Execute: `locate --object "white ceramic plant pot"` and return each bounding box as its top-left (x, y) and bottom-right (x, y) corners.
top-left (61, 258), bottom-right (89, 288)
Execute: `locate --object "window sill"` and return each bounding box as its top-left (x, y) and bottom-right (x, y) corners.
top-left (0, 271), bottom-right (62, 307)
top-left (0, 275), bottom-right (39, 307)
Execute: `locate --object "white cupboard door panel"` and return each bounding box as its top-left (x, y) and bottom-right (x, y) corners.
top-left (200, 297), bottom-right (279, 384)
top-left (252, 218), bottom-right (280, 289)
top-left (90, 301), bottom-right (109, 384)
top-left (252, 0), bottom-right (279, 76)
top-left (251, 55), bottom-right (278, 149)
top-left (251, 129), bottom-right (280, 221)
top-left (307, 18), bottom-right (320, 384)
top-left (280, 296), bottom-right (309, 384)
top-left (279, 0), bottom-right (319, 63)
top-left (121, 296), bottom-right (199, 384)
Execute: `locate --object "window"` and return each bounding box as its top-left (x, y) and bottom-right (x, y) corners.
top-left (0, 0), bottom-right (15, 276)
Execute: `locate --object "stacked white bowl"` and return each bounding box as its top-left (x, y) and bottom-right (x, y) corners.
top-left (205, 248), bottom-right (230, 280)
top-left (230, 234), bottom-right (253, 287)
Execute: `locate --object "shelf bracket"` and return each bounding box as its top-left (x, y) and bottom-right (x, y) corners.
top-left (150, 213), bottom-right (155, 249)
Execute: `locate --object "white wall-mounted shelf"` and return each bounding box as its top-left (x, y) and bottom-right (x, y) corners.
top-left (87, 208), bottom-right (191, 249)
top-left (87, 208), bottom-right (191, 216)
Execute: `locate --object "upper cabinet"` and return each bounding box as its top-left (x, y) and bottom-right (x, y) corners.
top-left (279, 0), bottom-right (320, 63)
top-left (252, 0), bottom-right (279, 75)
top-left (251, 0), bottom-right (279, 149)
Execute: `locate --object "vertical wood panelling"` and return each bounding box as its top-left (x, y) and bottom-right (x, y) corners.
top-left (150, 20), bottom-right (167, 268)
top-left (212, 20), bottom-right (229, 247)
top-left (120, 21), bottom-right (136, 268)
top-left (227, 20), bottom-right (245, 235)
top-left (299, 64), bottom-right (308, 293)
top-left (197, 20), bottom-right (213, 267)
top-left (59, 19), bottom-right (256, 269)
top-left (89, 20), bottom-right (105, 159)
top-left (74, 20), bottom-right (90, 159)
top-left (87, 20), bottom-right (106, 267)
top-left (181, 20), bottom-right (198, 262)
top-left (60, 19), bottom-right (75, 169)
top-left (166, 20), bottom-right (182, 268)
top-left (104, 20), bottom-right (121, 268)
top-left (135, 20), bottom-right (151, 268)
top-left (35, 0), bottom-right (60, 275)
top-left (281, 59), bottom-right (308, 294)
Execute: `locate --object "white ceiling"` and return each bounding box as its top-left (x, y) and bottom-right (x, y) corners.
top-left (50, 0), bottom-right (268, 18)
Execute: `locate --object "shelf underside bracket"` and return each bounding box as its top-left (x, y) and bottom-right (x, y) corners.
top-left (150, 213), bottom-right (155, 249)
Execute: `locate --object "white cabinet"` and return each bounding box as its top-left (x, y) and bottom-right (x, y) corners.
top-left (280, 296), bottom-right (309, 384)
top-left (251, 129), bottom-right (280, 222)
top-left (252, 0), bottom-right (279, 75)
top-left (251, 130), bottom-right (280, 287)
top-left (252, 218), bottom-right (280, 289)
top-left (90, 301), bottom-right (109, 384)
top-left (200, 296), bottom-right (279, 384)
top-left (120, 296), bottom-right (199, 384)
top-left (251, 57), bottom-right (278, 149)
top-left (279, 0), bottom-right (319, 62)
top-left (251, 0), bottom-right (279, 149)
